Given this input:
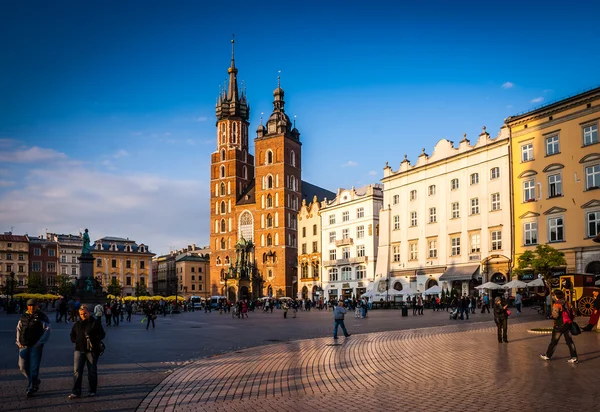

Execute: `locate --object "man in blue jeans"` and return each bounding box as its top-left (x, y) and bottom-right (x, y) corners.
top-left (16, 299), bottom-right (51, 397)
top-left (333, 301), bottom-right (351, 339)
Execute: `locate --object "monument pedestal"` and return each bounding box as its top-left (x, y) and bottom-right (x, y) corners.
top-left (76, 253), bottom-right (104, 303)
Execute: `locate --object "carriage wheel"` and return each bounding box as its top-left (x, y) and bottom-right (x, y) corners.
top-left (578, 296), bottom-right (595, 316)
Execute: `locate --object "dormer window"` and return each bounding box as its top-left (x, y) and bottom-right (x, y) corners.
top-left (95, 243), bottom-right (102, 251)
top-left (139, 245), bottom-right (146, 253)
top-left (110, 243), bottom-right (117, 251)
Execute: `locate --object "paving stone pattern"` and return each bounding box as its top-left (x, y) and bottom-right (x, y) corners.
top-left (1, 308), bottom-right (598, 412)
top-left (139, 320), bottom-right (600, 412)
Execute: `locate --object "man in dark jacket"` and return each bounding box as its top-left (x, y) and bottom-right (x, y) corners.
top-left (493, 296), bottom-right (509, 343)
top-left (16, 299), bottom-right (51, 397)
top-left (68, 304), bottom-right (106, 399)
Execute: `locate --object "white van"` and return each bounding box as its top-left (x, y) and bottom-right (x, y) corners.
top-left (209, 296), bottom-right (227, 309)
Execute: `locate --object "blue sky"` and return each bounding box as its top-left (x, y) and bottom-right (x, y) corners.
top-left (1, 0), bottom-right (599, 255)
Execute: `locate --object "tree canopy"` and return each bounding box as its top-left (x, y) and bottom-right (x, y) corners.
top-left (514, 244), bottom-right (567, 280)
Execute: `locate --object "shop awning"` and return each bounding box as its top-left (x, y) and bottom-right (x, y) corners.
top-left (439, 264), bottom-right (480, 281)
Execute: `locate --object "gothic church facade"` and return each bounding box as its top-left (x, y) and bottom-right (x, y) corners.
top-left (209, 41), bottom-right (304, 301)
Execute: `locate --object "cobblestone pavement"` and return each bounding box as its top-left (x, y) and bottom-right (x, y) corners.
top-left (0, 307), bottom-right (595, 411)
top-left (139, 320), bottom-right (600, 412)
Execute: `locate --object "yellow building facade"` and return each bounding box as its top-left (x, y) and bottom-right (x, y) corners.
top-left (506, 86), bottom-right (600, 276)
top-left (92, 236), bottom-right (155, 296)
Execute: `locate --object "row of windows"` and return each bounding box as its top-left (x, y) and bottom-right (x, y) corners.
top-left (177, 267), bottom-right (204, 273)
top-left (391, 168), bottom-right (501, 205)
top-left (391, 231), bottom-right (503, 261)
top-left (60, 256), bottom-right (78, 263)
top-left (522, 164), bottom-right (600, 202)
top-left (181, 283), bottom-right (203, 291)
top-left (29, 261), bottom-right (57, 272)
top-left (219, 121), bottom-right (248, 147)
top-left (94, 244), bottom-right (146, 253)
top-left (61, 266), bottom-right (77, 275)
top-left (96, 258), bottom-right (146, 269)
top-left (327, 266), bottom-right (366, 282)
top-left (260, 149), bottom-right (297, 167)
top-left (101, 275), bottom-right (146, 287)
top-left (522, 212), bottom-right (600, 245)
top-left (520, 123), bottom-right (598, 162)
top-left (219, 165), bottom-right (249, 179)
top-left (0, 253), bottom-right (26, 260)
top-left (301, 225), bottom-right (319, 238)
top-left (300, 261), bottom-right (320, 278)
top-left (328, 208), bottom-right (365, 225)
top-left (328, 226), bottom-right (366, 242)
top-left (393, 194), bottom-right (501, 228)
top-left (328, 245), bottom-right (366, 261)
top-left (0, 263), bottom-right (26, 273)
top-left (301, 241), bottom-right (319, 254)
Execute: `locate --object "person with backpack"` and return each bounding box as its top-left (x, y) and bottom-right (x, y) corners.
top-left (93, 304), bottom-right (104, 321)
top-left (540, 289), bottom-right (578, 364)
top-left (68, 304), bottom-right (105, 399)
top-left (16, 299), bottom-right (51, 397)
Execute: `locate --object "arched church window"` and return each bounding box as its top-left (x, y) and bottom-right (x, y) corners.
top-left (266, 194), bottom-right (273, 208)
top-left (220, 219), bottom-right (226, 232)
top-left (220, 165), bottom-right (226, 178)
top-left (220, 238), bottom-right (226, 250)
top-left (266, 214), bottom-right (273, 228)
top-left (267, 234), bottom-right (272, 246)
top-left (266, 150), bottom-right (273, 165)
top-left (221, 149), bottom-right (226, 161)
top-left (221, 124), bottom-right (226, 145)
top-left (243, 165), bottom-right (247, 179)
top-left (267, 175), bottom-right (273, 189)
top-left (220, 201), bottom-right (226, 214)
top-left (220, 183), bottom-right (225, 196)
top-left (239, 211), bottom-right (253, 241)
top-left (290, 150), bottom-right (296, 167)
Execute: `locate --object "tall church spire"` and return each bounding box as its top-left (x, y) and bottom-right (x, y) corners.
top-left (227, 37), bottom-right (238, 102)
top-left (216, 37), bottom-right (249, 122)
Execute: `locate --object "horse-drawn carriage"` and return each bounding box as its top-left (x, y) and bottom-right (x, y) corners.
top-left (549, 273), bottom-right (597, 315)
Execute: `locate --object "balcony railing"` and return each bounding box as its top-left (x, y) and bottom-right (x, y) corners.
top-left (323, 256), bottom-right (368, 267)
top-left (335, 238), bottom-right (354, 247)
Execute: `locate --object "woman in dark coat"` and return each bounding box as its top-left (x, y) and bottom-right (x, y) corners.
top-left (493, 296), bottom-right (509, 343)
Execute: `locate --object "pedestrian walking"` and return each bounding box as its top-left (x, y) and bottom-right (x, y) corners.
top-left (93, 303), bottom-right (104, 321)
top-left (514, 291), bottom-right (522, 315)
top-left (125, 302), bottom-right (133, 322)
top-left (540, 289), bottom-right (578, 363)
top-left (493, 296), bottom-right (509, 343)
top-left (16, 299), bottom-right (51, 397)
top-left (104, 303), bottom-right (112, 327)
top-left (144, 304), bottom-right (156, 330)
top-left (481, 294), bottom-right (491, 314)
top-left (460, 295), bottom-right (470, 320)
top-left (68, 304), bottom-right (105, 399)
top-left (333, 301), bottom-right (351, 340)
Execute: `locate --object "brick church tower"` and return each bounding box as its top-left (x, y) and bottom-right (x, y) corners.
top-left (209, 40), bottom-right (301, 300)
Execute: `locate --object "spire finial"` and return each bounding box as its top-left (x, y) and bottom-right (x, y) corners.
top-left (293, 114), bottom-right (297, 128)
top-left (260, 112), bottom-right (264, 125)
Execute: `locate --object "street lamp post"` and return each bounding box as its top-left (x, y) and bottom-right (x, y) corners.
top-left (386, 277), bottom-right (390, 302)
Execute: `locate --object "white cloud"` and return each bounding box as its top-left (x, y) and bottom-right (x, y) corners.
top-left (506, 105), bottom-right (513, 109)
top-left (531, 97), bottom-right (544, 103)
top-left (0, 163), bottom-right (208, 255)
top-left (113, 149), bottom-right (129, 159)
top-left (368, 170), bottom-right (378, 176)
top-left (185, 139), bottom-right (197, 146)
top-left (501, 82), bottom-right (514, 89)
top-left (0, 146), bottom-right (68, 163)
top-left (0, 180), bottom-right (15, 187)
top-left (194, 116), bottom-right (208, 122)
top-left (343, 161), bottom-right (358, 167)
top-left (543, 89), bottom-right (553, 93)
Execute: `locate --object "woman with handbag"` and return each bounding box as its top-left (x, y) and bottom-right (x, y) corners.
top-left (540, 289), bottom-right (578, 364)
top-left (68, 304), bottom-right (105, 399)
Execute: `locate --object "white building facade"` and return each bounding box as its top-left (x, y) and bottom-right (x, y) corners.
top-left (375, 127), bottom-right (512, 297)
top-left (321, 184), bottom-right (383, 300)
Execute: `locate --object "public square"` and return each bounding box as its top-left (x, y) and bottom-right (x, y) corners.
top-left (1, 307), bottom-right (599, 412)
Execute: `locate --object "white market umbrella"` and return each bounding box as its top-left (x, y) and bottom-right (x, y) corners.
top-left (527, 278), bottom-right (545, 287)
top-left (398, 287), bottom-right (419, 296)
top-left (502, 280), bottom-right (528, 289)
top-left (475, 282), bottom-right (503, 290)
top-left (423, 285), bottom-right (442, 295)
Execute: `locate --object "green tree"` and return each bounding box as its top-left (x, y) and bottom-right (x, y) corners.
top-left (514, 244), bottom-right (567, 280)
top-left (56, 274), bottom-right (74, 297)
top-left (107, 278), bottom-right (123, 297)
top-left (134, 281), bottom-right (149, 297)
top-left (27, 273), bottom-right (46, 294)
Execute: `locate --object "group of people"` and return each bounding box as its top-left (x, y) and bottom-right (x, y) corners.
top-left (16, 299), bottom-right (105, 399)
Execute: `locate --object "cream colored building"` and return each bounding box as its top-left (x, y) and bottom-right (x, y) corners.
top-left (0, 233), bottom-right (29, 292)
top-left (297, 196), bottom-right (324, 300)
top-left (175, 245), bottom-right (210, 299)
top-left (375, 127), bottom-right (512, 297)
top-left (320, 185), bottom-right (383, 300)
